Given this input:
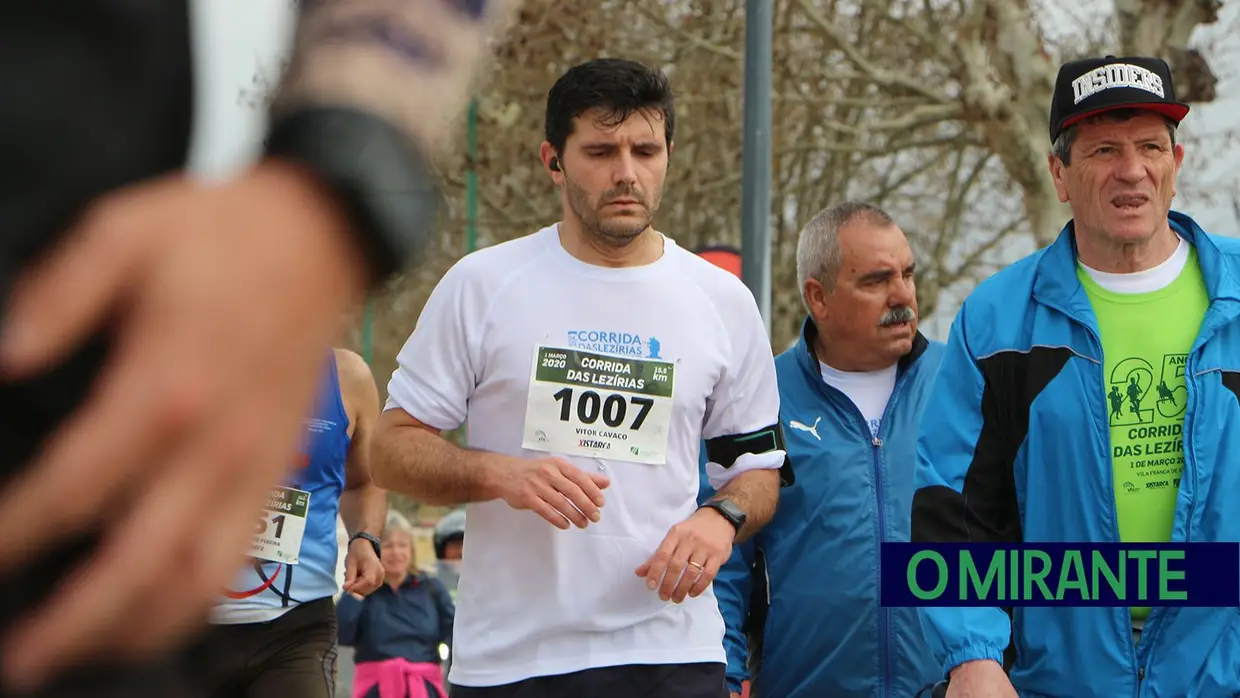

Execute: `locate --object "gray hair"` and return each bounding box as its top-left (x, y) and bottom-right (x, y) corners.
top-left (1051, 108), bottom-right (1178, 165)
top-left (796, 201), bottom-right (895, 307)
top-left (382, 510), bottom-right (414, 542)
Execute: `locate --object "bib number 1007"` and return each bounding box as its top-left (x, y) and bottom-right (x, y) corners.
top-left (552, 387), bottom-right (653, 430)
top-left (523, 345), bottom-right (674, 465)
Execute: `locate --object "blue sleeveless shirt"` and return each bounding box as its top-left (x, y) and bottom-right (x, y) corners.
top-left (212, 353), bottom-right (351, 624)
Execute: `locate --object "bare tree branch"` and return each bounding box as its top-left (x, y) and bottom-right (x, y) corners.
top-left (242, 0), bottom-right (1228, 370)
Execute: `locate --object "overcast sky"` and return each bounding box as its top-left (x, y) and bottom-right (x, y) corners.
top-left (186, 0), bottom-right (1240, 229)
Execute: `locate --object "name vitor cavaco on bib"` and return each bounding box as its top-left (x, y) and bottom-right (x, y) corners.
top-left (250, 486), bottom-right (311, 564)
top-left (523, 345), bottom-right (675, 465)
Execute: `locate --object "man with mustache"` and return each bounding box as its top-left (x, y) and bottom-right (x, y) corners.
top-left (708, 201), bottom-right (944, 698)
top-left (914, 55), bottom-right (1240, 697)
top-left (372, 58), bottom-right (791, 698)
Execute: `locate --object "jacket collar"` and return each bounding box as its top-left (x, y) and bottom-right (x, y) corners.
top-left (1033, 210), bottom-right (1240, 315)
top-left (794, 316), bottom-right (929, 380)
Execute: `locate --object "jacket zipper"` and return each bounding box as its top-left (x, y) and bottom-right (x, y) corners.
top-left (871, 434), bottom-right (893, 693)
top-left (868, 372), bottom-right (907, 695)
top-left (1134, 343), bottom-right (1202, 696)
top-left (1040, 297), bottom-right (1191, 698)
top-left (828, 390), bottom-right (896, 692)
top-left (804, 345), bottom-right (910, 695)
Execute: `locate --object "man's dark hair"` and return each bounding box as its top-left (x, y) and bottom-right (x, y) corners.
top-left (544, 58), bottom-right (675, 154)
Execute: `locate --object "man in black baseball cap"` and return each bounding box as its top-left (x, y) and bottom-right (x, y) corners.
top-left (913, 53), bottom-right (1240, 698)
top-left (1049, 55), bottom-right (1190, 142)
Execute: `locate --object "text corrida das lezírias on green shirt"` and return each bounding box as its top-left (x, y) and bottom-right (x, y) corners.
top-left (877, 542), bottom-right (1239, 607)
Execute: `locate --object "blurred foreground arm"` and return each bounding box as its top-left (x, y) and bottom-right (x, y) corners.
top-left (264, 0), bottom-right (523, 281)
top-left (0, 2), bottom-right (523, 691)
top-left (274, 0), bottom-right (521, 156)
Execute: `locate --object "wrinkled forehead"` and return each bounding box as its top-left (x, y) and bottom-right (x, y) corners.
top-left (841, 222), bottom-right (913, 268)
top-left (1073, 111), bottom-right (1174, 145)
top-left (568, 107), bottom-right (667, 145)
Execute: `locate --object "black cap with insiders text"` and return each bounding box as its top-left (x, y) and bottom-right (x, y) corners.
top-left (1049, 55), bottom-right (1189, 142)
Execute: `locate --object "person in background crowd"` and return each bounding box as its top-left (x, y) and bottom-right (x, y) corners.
top-left (707, 203), bottom-right (942, 698)
top-left (914, 55), bottom-right (1240, 697)
top-left (339, 512), bottom-right (455, 698)
top-left (432, 508), bottom-right (466, 596)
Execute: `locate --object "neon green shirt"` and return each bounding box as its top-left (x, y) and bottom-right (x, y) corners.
top-left (1078, 245), bottom-right (1208, 621)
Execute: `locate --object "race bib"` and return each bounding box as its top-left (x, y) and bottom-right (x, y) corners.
top-left (522, 345), bottom-right (675, 465)
top-left (249, 487), bottom-right (311, 565)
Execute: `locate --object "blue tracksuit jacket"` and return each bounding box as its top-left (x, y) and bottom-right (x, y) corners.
top-left (705, 318), bottom-right (945, 697)
top-left (912, 211), bottom-right (1240, 697)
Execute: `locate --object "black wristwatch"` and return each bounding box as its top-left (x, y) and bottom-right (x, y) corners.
top-left (699, 498), bottom-right (747, 535)
top-left (264, 106), bottom-right (441, 287)
top-left (349, 531), bottom-right (382, 558)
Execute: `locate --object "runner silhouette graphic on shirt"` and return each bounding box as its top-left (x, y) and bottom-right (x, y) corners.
top-left (1109, 386), bottom-right (1124, 420)
top-left (1127, 377), bottom-right (1144, 415)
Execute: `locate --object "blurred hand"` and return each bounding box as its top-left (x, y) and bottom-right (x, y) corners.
top-left (495, 456), bottom-right (610, 530)
top-left (342, 538), bottom-right (384, 597)
top-left (635, 506), bottom-right (735, 603)
top-left (0, 161), bottom-right (368, 691)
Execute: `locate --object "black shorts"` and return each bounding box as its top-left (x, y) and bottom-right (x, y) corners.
top-left (450, 662), bottom-right (728, 698)
top-left (186, 597), bottom-right (339, 698)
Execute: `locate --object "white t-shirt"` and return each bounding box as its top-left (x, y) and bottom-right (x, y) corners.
top-left (385, 224), bottom-right (785, 687)
top-left (819, 362), bottom-right (898, 439)
top-left (1079, 234), bottom-right (1188, 294)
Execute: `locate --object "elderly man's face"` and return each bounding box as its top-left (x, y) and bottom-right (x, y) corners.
top-left (1049, 112), bottom-right (1183, 255)
top-left (805, 221), bottom-right (917, 371)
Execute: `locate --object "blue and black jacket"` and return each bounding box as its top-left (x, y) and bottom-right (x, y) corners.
top-left (705, 318), bottom-right (944, 697)
top-left (913, 212), bottom-right (1240, 697)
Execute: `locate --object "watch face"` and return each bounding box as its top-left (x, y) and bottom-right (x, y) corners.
top-left (718, 499), bottom-right (745, 523)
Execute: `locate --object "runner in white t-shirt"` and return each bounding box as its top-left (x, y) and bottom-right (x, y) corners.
top-left (371, 58), bottom-right (791, 698)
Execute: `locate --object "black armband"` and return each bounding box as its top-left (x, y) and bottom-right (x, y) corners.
top-left (263, 106), bottom-right (440, 287)
top-left (705, 423), bottom-right (796, 487)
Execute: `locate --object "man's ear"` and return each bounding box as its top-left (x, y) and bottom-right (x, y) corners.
top-left (804, 278), bottom-right (827, 320)
top-left (1048, 152), bottom-right (1070, 204)
top-left (539, 141), bottom-right (562, 182)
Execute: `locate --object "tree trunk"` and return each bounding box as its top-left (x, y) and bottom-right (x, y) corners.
top-left (955, 0), bottom-right (1069, 246)
top-left (1116, 0), bottom-right (1221, 103)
